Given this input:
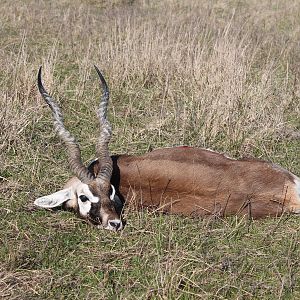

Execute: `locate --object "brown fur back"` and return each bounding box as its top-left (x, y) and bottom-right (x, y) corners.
top-left (87, 147), bottom-right (299, 218)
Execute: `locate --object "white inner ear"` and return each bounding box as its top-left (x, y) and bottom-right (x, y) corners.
top-left (34, 188), bottom-right (71, 208)
top-left (110, 185), bottom-right (116, 201)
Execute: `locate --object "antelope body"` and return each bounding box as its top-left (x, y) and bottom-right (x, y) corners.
top-left (88, 148), bottom-right (300, 218)
top-left (35, 66), bottom-right (300, 230)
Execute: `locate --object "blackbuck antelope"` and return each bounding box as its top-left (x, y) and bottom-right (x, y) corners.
top-left (35, 66), bottom-right (300, 231)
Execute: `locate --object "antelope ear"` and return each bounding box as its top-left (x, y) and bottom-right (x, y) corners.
top-left (34, 188), bottom-right (71, 208)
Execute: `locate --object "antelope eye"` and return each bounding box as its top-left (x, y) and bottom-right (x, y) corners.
top-left (79, 195), bottom-right (89, 202)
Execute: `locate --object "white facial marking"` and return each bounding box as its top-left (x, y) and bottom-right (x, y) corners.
top-left (76, 183), bottom-right (99, 217)
top-left (79, 183), bottom-right (100, 203)
top-left (77, 198), bottom-right (92, 217)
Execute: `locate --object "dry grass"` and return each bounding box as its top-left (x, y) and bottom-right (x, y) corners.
top-left (1, 0), bottom-right (300, 299)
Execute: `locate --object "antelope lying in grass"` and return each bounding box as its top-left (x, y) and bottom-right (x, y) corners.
top-left (35, 66), bottom-right (300, 231)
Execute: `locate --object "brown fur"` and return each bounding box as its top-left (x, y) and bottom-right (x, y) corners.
top-left (88, 147), bottom-right (300, 219)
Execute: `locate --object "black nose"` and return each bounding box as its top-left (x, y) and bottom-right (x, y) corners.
top-left (108, 220), bottom-right (122, 231)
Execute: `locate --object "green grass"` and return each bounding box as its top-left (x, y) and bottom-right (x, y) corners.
top-left (1, 0), bottom-right (300, 299)
top-left (2, 209), bottom-right (300, 299)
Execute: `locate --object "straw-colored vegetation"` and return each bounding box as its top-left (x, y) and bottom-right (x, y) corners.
top-left (1, 0), bottom-right (299, 299)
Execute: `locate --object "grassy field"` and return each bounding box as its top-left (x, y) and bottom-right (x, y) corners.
top-left (1, 0), bottom-right (300, 299)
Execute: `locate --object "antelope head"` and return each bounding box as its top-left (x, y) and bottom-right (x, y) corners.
top-left (34, 66), bottom-right (123, 231)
